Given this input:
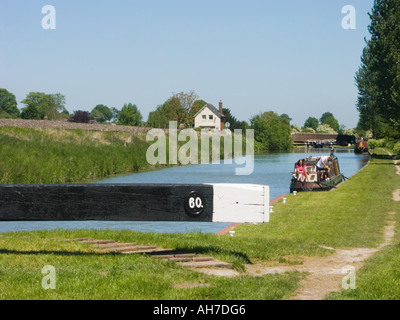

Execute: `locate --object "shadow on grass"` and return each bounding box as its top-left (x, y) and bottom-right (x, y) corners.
top-left (368, 162), bottom-right (398, 166)
top-left (371, 154), bottom-right (398, 160)
top-left (178, 246), bottom-right (251, 264)
top-left (146, 246), bottom-right (252, 264)
top-left (0, 249), bottom-right (122, 256)
top-left (0, 247), bottom-right (252, 263)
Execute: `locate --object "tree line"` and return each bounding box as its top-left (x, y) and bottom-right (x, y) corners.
top-left (0, 88), bottom-right (349, 151)
top-left (0, 89), bottom-right (144, 127)
top-left (297, 112), bottom-right (351, 135)
top-left (0, 89), bottom-right (249, 130)
top-left (355, 0), bottom-right (400, 140)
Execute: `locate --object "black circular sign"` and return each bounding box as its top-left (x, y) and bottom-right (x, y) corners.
top-left (184, 191), bottom-right (205, 217)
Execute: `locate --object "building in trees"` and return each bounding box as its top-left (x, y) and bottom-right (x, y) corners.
top-left (194, 100), bottom-right (225, 131)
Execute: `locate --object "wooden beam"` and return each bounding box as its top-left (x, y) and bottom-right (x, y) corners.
top-left (0, 183), bottom-right (269, 223)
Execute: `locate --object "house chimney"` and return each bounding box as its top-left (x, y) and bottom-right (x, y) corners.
top-left (219, 100), bottom-right (225, 131)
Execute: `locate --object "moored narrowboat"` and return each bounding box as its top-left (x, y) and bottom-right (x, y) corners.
top-left (354, 140), bottom-right (369, 154)
top-left (290, 155), bottom-right (344, 193)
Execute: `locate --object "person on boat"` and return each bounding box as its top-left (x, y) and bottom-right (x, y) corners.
top-left (295, 159), bottom-right (308, 182)
top-left (316, 155), bottom-right (332, 181)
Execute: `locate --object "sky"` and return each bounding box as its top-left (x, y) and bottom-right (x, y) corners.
top-left (0, 0), bottom-right (374, 129)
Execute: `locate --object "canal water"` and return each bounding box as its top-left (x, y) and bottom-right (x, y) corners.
top-left (0, 148), bottom-right (369, 234)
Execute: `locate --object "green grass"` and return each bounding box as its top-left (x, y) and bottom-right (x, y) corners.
top-left (326, 188), bottom-right (400, 300)
top-left (326, 245), bottom-right (400, 300)
top-left (0, 229), bottom-right (329, 272)
top-left (0, 232), bottom-right (304, 300)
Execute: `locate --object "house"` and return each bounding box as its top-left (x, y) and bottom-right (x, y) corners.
top-left (194, 100), bottom-right (225, 131)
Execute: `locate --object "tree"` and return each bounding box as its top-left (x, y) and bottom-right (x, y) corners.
top-left (280, 113), bottom-right (292, 125)
top-left (355, 0), bottom-right (400, 137)
top-left (355, 46), bottom-right (383, 137)
top-left (51, 93), bottom-right (67, 117)
top-left (118, 103), bottom-right (142, 126)
top-left (322, 116), bottom-right (340, 133)
top-left (172, 91), bottom-right (200, 127)
top-left (21, 92), bottom-right (66, 120)
top-left (91, 104), bottom-right (113, 123)
top-left (302, 127), bottom-right (316, 133)
top-left (291, 124), bottom-right (301, 133)
top-left (303, 117), bottom-right (319, 131)
top-left (250, 111), bottom-right (293, 151)
top-left (147, 91), bottom-right (204, 128)
top-left (317, 124), bottom-right (337, 134)
top-left (147, 97), bottom-right (186, 128)
top-left (189, 99), bottom-right (207, 125)
top-left (111, 107), bottom-right (120, 123)
top-left (0, 88), bottom-right (20, 118)
top-left (21, 104), bottom-right (40, 120)
top-left (319, 112), bottom-right (340, 132)
top-left (69, 110), bottom-right (91, 123)
top-left (172, 91), bottom-right (199, 115)
top-left (319, 112), bottom-right (334, 124)
top-left (222, 108), bottom-right (248, 131)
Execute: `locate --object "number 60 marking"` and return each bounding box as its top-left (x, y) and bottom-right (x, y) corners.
top-left (189, 196), bottom-right (203, 209)
top-left (184, 191), bottom-right (205, 216)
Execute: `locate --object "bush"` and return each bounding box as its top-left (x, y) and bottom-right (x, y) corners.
top-left (69, 111), bottom-right (91, 123)
top-left (368, 138), bottom-right (400, 154)
top-left (393, 141), bottom-right (400, 155)
top-left (368, 138), bottom-right (386, 148)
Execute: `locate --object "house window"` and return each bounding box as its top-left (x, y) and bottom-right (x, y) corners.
top-left (202, 115), bottom-right (206, 119)
top-left (209, 115), bottom-right (213, 120)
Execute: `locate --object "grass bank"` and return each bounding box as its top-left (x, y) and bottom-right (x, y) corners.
top-left (0, 126), bottom-right (248, 184)
top-left (0, 127), bottom-right (153, 184)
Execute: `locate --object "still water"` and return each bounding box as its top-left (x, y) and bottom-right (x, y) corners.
top-left (97, 148), bottom-right (369, 200)
top-left (0, 148), bottom-right (369, 234)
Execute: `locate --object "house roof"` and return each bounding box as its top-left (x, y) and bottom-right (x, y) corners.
top-left (193, 103), bottom-right (223, 119)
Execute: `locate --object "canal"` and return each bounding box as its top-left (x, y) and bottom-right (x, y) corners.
top-left (0, 148), bottom-right (369, 234)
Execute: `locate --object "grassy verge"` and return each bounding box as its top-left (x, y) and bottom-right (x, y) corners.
top-left (326, 213), bottom-right (400, 300)
top-left (326, 151), bottom-right (400, 299)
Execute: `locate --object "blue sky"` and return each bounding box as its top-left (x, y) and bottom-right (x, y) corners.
top-left (0, 0), bottom-right (374, 128)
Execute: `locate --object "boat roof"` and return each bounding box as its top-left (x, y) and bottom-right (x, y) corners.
top-left (295, 155), bottom-right (338, 164)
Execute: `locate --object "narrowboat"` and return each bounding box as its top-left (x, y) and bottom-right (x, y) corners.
top-left (354, 140), bottom-right (369, 154)
top-left (290, 155), bottom-right (345, 193)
